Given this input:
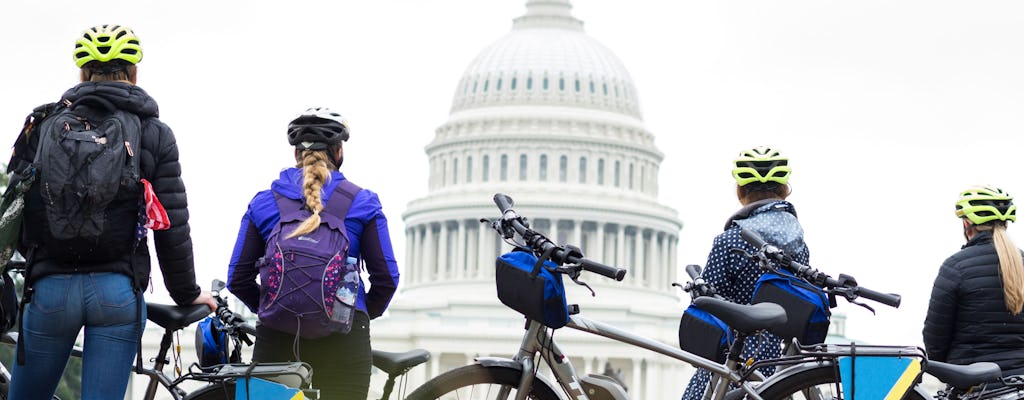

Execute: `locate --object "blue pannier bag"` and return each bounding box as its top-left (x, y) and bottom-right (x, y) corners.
top-left (678, 303), bottom-right (733, 363)
top-left (495, 250), bottom-right (569, 329)
top-left (751, 269), bottom-right (831, 344)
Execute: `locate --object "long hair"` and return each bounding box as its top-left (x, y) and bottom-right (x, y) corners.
top-left (285, 150), bottom-right (335, 239)
top-left (79, 60), bottom-right (137, 83)
top-left (976, 222), bottom-right (1024, 315)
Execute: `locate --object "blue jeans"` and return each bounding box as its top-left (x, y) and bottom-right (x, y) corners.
top-left (9, 272), bottom-right (146, 400)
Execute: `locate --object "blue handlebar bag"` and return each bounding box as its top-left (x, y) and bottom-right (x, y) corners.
top-left (495, 250), bottom-right (569, 329)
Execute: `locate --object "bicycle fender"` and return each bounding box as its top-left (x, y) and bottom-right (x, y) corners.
top-left (474, 357), bottom-right (561, 395)
top-left (761, 360), bottom-right (836, 383)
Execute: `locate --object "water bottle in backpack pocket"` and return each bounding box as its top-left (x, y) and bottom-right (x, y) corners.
top-left (328, 256), bottom-right (359, 327)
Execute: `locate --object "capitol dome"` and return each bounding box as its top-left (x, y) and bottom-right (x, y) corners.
top-left (374, 2), bottom-right (688, 398)
top-left (451, 0), bottom-right (641, 118)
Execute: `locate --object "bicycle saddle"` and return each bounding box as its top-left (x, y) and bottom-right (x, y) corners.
top-left (926, 360), bottom-right (1002, 389)
top-left (372, 348), bottom-right (431, 376)
top-left (694, 296), bottom-right (787, 335)
top-left (147, 303), bottom-right (212, 331)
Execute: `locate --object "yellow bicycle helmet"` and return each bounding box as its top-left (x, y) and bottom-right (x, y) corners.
top-left (956, 185), bottom-right (1016, 225)
top-left (732, 146), bottom-right (791, 186)
top-left (73, 25), bottom-right (143, 68)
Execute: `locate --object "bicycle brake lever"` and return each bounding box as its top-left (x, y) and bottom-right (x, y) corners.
top-left (832, 287), bottom-right (877, 314)
top-left (560, 266), bottom-right (596, 297)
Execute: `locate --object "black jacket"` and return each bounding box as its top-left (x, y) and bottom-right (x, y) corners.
top-left (923, 231), bottom-right (1024, 375)
top-left (20, 81), bottom-right (200, 306)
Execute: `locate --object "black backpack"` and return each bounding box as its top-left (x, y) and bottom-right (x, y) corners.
top-left (26, 95), bottom-right (143, 262)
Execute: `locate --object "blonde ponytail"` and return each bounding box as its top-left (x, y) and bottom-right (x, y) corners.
top-left (285, 150), bottom-right (333, 239)
top-left (987, 224), bottom-right (1024, 315)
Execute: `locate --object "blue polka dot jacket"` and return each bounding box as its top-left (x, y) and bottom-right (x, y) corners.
top-left (682, 199), bottom-right (810, 400)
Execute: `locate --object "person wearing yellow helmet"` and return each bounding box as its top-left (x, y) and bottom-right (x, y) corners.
top-left (683, 146), bottom-right (810, 400)
top-left (923, 185), bottom-right (1024, 380)
top-left (7, 25), bottom-right (215, 400)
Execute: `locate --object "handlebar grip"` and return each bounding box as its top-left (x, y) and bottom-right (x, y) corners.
top-left (685, 264), bottom-right (703, 280)
top-left (740, 227), bottom-right (768, 248)
top-left (856, 286), bottom-right (902, 308)
top-left (579, 258), bottom-right (627, 281)
top-left (493, 193), bottom-right (515, 213)
top-left (240, 322), bottom-right (257, 336)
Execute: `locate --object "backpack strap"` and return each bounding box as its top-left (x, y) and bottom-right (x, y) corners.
top-left (322, 179), bottom-right (361, 221)
top-left (271, 179), bottom-right (361, 224)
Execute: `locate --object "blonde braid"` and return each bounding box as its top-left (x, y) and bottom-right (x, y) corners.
top-left (285, 151), bottom-right (333, 239)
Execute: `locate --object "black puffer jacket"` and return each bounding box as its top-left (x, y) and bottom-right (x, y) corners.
top-left (923, 231), bottom-right (1024, 375)
top-left (21, 81), bottom-right (200, 306)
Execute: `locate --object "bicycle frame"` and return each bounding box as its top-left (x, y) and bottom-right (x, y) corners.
top-left (496, 315), bottom-right (767, 400)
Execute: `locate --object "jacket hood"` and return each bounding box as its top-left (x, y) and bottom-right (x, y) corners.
top-left (271, 168), bottom-right (347, 201)
top-left (61, 81), bottom-right (159, 118)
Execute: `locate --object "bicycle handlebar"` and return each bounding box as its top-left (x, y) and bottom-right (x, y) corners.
top-left (492, 193), bottom-right (627, 281)
top-left (739, 227), bottom-right (902, 308)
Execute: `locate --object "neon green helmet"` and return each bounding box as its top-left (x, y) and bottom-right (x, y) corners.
top-left (732, 146), bottom-right (791, 186)
top-left (956, 185), bottom-right (1016, 225)
top-left (73, 25), bottom-right (143, 68)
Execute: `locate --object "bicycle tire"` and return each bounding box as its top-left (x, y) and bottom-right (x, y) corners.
top-left (183, 382), bottom-right (234, 400)
top-left (754, 364), bottom-right (928, 400)
top-left (405, 364), bottom-right (561, 400)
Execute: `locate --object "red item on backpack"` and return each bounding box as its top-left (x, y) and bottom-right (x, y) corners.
top-left (141, 178), bottom-right (169, 230)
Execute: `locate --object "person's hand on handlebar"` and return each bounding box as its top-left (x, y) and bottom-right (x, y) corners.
top-left (191, 291), bottom-right (218, 312)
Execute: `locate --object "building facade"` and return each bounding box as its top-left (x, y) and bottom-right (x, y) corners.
top-left (370, 1), bottom-right (690, 398)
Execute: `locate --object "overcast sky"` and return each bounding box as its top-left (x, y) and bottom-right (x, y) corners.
top-left (3, 0), bottom-right (1024, 350)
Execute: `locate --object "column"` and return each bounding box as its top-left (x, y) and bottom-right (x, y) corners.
top-left (616, 225), bottom-right (626, 268)
top-left (573, 219), bottom-right (583, 248)
top-left (631, 358), bottom-right (643, 400)
top-left (408, 226), bottom-right (419, 284)
top-left (456, 220), bottom-right (467, 279)
top-left (478, 222), bottom-right (490, 279)
top-left (596, 223), bottom-right (606, 264)
top-left (550, 219), bottom-right (560, 245)
top-left (437, 222), bottom-right (449, 280)
top-left (634, 229), bottom-right (645, 286)
top-left (421, 225), bottom-right (435, 282)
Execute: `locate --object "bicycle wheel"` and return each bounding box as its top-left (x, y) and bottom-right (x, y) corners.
top-left (405, 364), bottom-right (561, 400)
top-left (755, 364), bottom-right (928, 400)
top-left (184, 382), bottom-right (234, 400)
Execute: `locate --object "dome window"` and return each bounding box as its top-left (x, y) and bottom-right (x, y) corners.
top-left (500, 154), bottom-right (508, 181)
top-left (603, 83), bottom-right (608, 95)
top-left (559, 78), bottom-right (565, 91)
top-left (497, 78), bottom-right (502, 91)
top-left (482, 155), bottom-right (490, 182)
top-left (598, 159), bottom-right (605, 185)
top-left (511, 77), bottom-right (517, 90)
top-left (575, 79), bottom-right (580, 92)
top-left (543, 77), bottom-right (549, 90)
top-left (467, 156), bottom-right (473, 183)
top-left (483, 80), bottom-right (489, 92)
top-left (519, 154), bottom-right (528, 181)
top-left (579, 157), bottom-right (587, 183)
top-left (540, 154), bottom-right (548, 181)
top-left (528, 76), bottom-right (533, 90)
top-left (559, 155), bottom-right (568, 182)
top-left (590, 81), bottom-right (595, 93)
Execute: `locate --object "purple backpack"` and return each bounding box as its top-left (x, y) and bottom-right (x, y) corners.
top-left (258, 180), bottom-right (362, 339)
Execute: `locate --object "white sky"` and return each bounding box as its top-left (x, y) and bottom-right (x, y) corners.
top-left (3, 0), bottom-right (1024, 351)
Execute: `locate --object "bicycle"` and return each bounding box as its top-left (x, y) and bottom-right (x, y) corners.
top-left (688, 227), bottom-right (1024, 400)
top-left (0, 266), bottom-right (430, 400)
top-left (138, 279), bottom-right (431, 400)
top-left (403, 193), bottom-right (818, 400)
